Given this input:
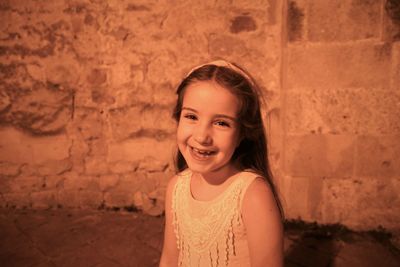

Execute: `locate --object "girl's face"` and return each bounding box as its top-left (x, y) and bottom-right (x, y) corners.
top-left (177, 81), bottom-right (241, 177)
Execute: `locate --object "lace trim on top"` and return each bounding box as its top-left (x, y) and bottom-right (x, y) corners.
top-left (172, 170), bottom-right (256, 267)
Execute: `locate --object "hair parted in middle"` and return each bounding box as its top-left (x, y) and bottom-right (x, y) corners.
top-left (172, 60), bottom-right (283, 218)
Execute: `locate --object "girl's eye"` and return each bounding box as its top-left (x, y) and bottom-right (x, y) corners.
top-left (183, 114), bottom-right (197, 120)
top-left (215, 120), bottom-right (230, 127)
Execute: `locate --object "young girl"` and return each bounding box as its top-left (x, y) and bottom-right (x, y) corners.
top-left (160, 60), bottom-right (284, 267)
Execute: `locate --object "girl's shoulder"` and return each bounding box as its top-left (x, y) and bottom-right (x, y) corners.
top-left (239, 169), bottom-right (264, 186)
top-left (241, 171), bottom-right (279, 212)
top-left (166, 169), bottom-right (191, 192)
top-left (237, 169), bottom-right (278, 206)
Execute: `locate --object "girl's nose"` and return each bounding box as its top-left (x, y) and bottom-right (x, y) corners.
top-left (194, 124), bottom-right (212, 145)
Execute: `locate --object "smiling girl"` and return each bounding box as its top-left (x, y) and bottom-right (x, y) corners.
top-left (160, 60), bottom-right (284, 267)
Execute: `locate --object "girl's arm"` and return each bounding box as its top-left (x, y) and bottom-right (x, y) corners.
top-left (159, 175), bottom-right (179, 267)
top-left (242, 178), bottom-right (284, 267)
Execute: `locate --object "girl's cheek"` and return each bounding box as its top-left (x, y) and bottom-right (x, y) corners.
top-left (176, 124), bottom-right (188, 140)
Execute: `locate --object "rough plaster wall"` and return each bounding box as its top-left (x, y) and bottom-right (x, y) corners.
top-left (0, 0), bottom-right (282, 216)
top-left (283, 0), bottom-right (400, 233)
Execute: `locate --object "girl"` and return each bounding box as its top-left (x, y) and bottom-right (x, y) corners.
top-left (160, 60), bottom-right (283, 267)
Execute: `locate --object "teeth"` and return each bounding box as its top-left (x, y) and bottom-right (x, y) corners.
top-left (193, 147), bottom-right (213, 155)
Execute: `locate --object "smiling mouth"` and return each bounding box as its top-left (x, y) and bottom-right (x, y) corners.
top-left (189, 146), bottom-right (216, 160)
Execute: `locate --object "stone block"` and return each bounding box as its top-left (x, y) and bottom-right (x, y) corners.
top-left (392, 43), bottom-right (400, 90)
top-left (110, 61), bottom-right (131, 87)
top-left (321, 178), bottom-right (400, 230)
top-left (26, 63), bottom-right (46, 82)
top-left (230, 15), bottom-right (257, 34)
top-left (287, 0), bottom-right (306, 42)
top-left (0, 128), bottom-right (71, 164)
top-left (86, 68), bottom-right (107, 86)
top-left (284, 134), bottom-right (354, 178)
top-left (31, 190), bottom-right (58, 209)
top-left (84, 158), bottom-right (109, 176)
top-left (319, 179), bottom-right (359, 225)
top-left (109, 105), bottom-right (175, 142)
top-left (147, 50), bottom-right (184, 85)
top-left (57, 190), bottom-right (80, 208)
top-left (111, 172), bottom-right (143, 193)
top-left (1, 192), bottom-right (31, 208)
top-left (284, 175), bottom-right (324, 221)
top-left (286, 89), bottom-right (400, 135)
top-left (37, 158), bottom-right (72, 176)
top-left (353, 90), bottom-right (400, 135)
top-left (44, 175), bottom-right (64, 190)
top-left (286, 89), bottom-right (353, 134)
top-left (90, 87), bottom-right (116, 105)
top-left (267, 0), bottom-right (278, 25)
top-left (104, 190), bottom-right (135, 207)
top-left (0, 89), bottom-right (11, 113)
top-left (109, 161), bottom-right (139, 174)
top-left (78, 191), bottom-right (103, 208)
top-left (45, 60), bottom-right (80, 86)
top-left (74, 108), bottom-right (104, 140)
top-left (383, 1), bottom-right (400, 42)
top-left (307, 176), bottom-right (324, 219)
top-left (148, 81), bottom-right (177, 107)
top-left (0, 80), bottom-right (73, 134)
top-left (209, 34), bottom-right (248, 58)
top-left (154, 169), bottom-right (175, 188)
top-left (139, 105), bottom-right (176, 135)
top-left (140, 172), bottom-right (160, 193)
top-left (265, 107), bottom-right (282, 158)
top-left (116, 80), bottom-right (175, 108)
top-left (161, 3), bottom-right (219, 38)
top-left (355, 135), bottom-right (400, 178)
top-left (133, 191), bottom-right (164, 216)
top-left (98, 174), bottom-right (119, 191)
top-left (68, 128), bottom-right (89, 156)
top-left (285, 176), bottom-right (310, 220)
top-left (148, 187), bottom-right (166, 204)
top-left (287, 42), bottom-right (392, 89)
top-left (0, 162), bottom-right (21, 177)
top-left (8, 176), bottom-right (44, 193)
top-left (108, 106), bottom-right (144, 141)
top-left (107, 138), bottom-right (175, 164)
top-left (138, 156), bottom-right (168, 172)
top-left (62, 173), bottom-right (99, 191)
top-left (307, 0), bottom-right (380, 42)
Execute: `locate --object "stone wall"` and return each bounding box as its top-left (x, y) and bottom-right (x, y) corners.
top-left (0, 0), bottom-right (282, 216)
top-left (0, 0), bottom-right (399, 235)
top-left (282, 0), bottom-right (400, 234)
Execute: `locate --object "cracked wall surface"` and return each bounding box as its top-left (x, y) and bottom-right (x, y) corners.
top-left (0, 0), bottom-right (399, 235)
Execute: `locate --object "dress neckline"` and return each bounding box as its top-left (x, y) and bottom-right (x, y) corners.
top-left (187, 170), bottom-right (246, 204)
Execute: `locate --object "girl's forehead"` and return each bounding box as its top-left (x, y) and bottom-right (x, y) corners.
top-left (182, 81), bottom-right (240, 115)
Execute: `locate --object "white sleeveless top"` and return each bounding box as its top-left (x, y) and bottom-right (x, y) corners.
top-left (172, 169), bottom-right (258, 267)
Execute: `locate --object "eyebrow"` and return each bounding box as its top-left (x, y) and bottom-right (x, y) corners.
top-left (181, 107), bottom-right (237, 121)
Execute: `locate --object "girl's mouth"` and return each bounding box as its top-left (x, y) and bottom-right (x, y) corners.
top-left (189, 146), bottom-right (216, 160)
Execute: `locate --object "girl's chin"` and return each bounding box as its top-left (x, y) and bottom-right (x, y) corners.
top-left (185, 159), bottom-right (234, 176)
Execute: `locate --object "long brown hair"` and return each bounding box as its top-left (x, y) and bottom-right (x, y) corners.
top-left (172, 62), bottom-right (283, 218)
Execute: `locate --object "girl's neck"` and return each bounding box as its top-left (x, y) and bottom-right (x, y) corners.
top-left (193, 164), bottom-right (240, 186)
